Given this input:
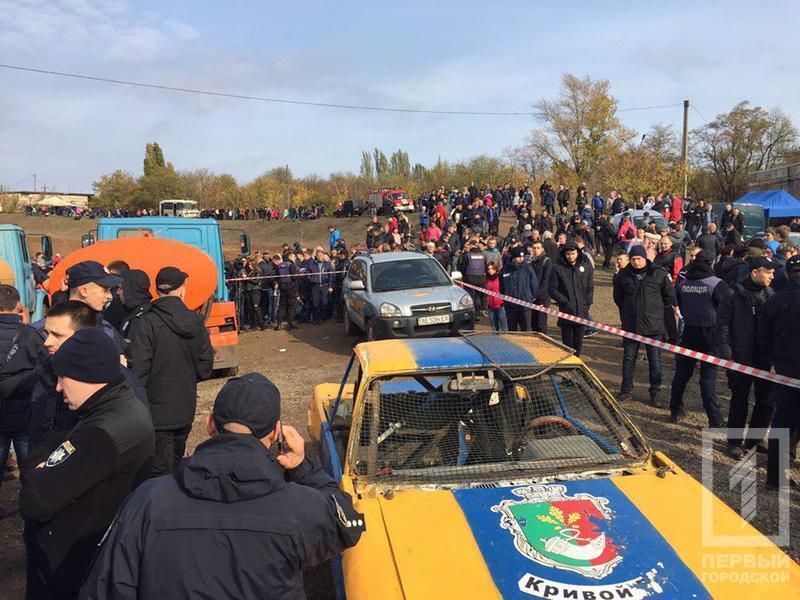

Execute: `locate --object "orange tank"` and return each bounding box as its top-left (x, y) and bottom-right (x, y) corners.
top-left (48, 237), bottom-right (218, 310)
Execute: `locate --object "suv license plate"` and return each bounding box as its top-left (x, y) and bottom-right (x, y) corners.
top-left (417, 314), bottom-right (451, 326)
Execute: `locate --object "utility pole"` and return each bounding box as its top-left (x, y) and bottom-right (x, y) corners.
top-left (32, 174), bottom-right (37, 192)
top-left (682, 100), bottom-right (689, 197)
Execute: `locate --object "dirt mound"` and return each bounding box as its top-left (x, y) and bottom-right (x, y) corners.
top-left (2, 213), bottom-right (381, 259)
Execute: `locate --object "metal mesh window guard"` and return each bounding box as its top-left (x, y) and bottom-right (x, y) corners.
top-left (351, 367), bottom-right (646, 484)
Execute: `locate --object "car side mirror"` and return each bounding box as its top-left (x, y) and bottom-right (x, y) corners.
top-left (41, 235), bottom-right (53, 260)
top-left (240, 234), bottom-right (251, 256)
top-left (349, 280), bottom-right (365, 291)
top-left (80, 234), bottom-right (95, 248)
top-left (450, 270), bottom-right (463, 281)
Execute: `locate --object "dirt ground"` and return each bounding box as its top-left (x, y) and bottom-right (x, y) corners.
top-left (0, 213), bottom-right (797, 598)
top-left (3, 212), bottom-right (381, 258)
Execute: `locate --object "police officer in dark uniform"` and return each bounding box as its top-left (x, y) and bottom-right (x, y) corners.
top-left (274, 253), bottom-right (301, 330)
top-left (28, 301), bottom-right (148, 451)
top-left (501, 246), bottom-right (539, 331)
top-left (716, 256), bottom-right (776, 458)
top-left (458, 241), bottom-right (487, 316)
top-left (79, 373), bottom-right (364, 599)
top-left (669, 253), bottom-right (729, 426)
top-left (761, 254), bottom-right (800, 489)
top-left (20, 328), bottom-right (154, 599)
top-left (35, 261), bottom-right (126, 351)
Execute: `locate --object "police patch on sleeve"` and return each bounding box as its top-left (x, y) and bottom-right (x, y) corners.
top-left (46, 441), bottom-right (76, 467)
top-left (332, 495), bottom-right (364, 530)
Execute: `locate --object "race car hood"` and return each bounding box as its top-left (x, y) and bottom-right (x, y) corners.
top-left (374, 470), bottom-right (798, 599)
top-left (375, 285), bottom-right (467, 316)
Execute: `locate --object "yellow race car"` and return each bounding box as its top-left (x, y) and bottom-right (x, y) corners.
top-left (308, 333), bottom-right (799, 599)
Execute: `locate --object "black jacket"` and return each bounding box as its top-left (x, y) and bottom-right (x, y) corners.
top-left (758, 278), bottom-right (800, 378)
top-left (531, 255), bottom-right (553, 303)
top-left (549, 250), bottom-right (594, 322)
top-left (716, 278), bottom-right (774, 367)
top-left (27, 358), bottom-right (148, 451)
top-left (543, 239), bottom-right (559, 264)
top-left (715, 256), bottom-right (748, 285)
top-left (595, 218), bottom-right (616, 246)
top-left (120, 270), bottom-right (153, 339)
top-left (500, 261), bottom-right (539, 311)
top-left (79, 433), bottom-right (365, 600)
top-left (128, 296), bottom-right (213, 430)
top-left (20, 378), bottom-right (154, 594)
top-left (0, 314), bottom-right (48, 433)
top-left (613, 263), bottom-right (675, 336)
top-left (696, 232), bottom-right (722, 261)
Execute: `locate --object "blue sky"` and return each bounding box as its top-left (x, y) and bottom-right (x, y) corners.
top-left (1, 0), bottom-right (798, 193)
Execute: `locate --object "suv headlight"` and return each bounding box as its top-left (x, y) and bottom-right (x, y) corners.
top-left (458, 293), bottom-right (474, 310)
top-left (380, 303), bottom-right (403, 317)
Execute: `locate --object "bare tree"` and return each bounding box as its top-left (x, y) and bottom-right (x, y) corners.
top-left (692, 101), bottom-right (798, 200)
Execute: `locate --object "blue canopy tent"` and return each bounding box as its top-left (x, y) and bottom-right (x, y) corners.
top-left (736, 190), bottom-right (800, 218)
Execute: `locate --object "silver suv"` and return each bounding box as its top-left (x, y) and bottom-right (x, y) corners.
top-left (342, 251), bottom-right (475, 340)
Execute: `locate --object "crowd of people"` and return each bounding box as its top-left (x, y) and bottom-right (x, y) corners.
top-left (2, 180), bottom-right (799, 597)
top-left (229, 182), bottom-right (798, 492)
top-left (20, 204), bottom-right (328, 221)
top-left (0, 259), bottom-right (364, 599)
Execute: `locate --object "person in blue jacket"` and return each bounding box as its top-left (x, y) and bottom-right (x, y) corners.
top-left (327, 225), bottom-right (341, 251)
top-left (501, 246), bottom-right (539, 332)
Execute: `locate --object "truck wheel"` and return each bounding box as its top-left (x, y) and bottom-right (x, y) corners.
top-left (344, 309), bottom-right (358, 336)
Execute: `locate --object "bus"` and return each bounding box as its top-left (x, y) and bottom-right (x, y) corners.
top-left (159, 199), bottom-right (201, 218)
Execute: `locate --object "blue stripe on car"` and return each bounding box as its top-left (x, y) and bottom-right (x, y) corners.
top-left (453, 479), bottom-right (710, 599)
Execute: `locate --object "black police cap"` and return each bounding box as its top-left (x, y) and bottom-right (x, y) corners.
top-left (67, 260), bottom-right (122, 289)
top-left (213, 373), bottom-right (280, 439)
top-left (155, 266), bottom-right (188, 293)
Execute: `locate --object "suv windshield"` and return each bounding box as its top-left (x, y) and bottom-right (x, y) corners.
top-left (633, 215), bottom-right (666, 229)
top-left (352, 367), bottom-right (646, 483)
top-left (371, 259), bottom-right (450, 292)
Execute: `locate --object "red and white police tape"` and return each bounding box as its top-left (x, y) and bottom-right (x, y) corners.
top-left (225, 270), bottom-right (347, 283)
top-left (457, 280), bottom-right (800, 390)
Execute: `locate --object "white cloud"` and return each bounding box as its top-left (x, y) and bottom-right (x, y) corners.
top-left (163, 19), bottom-right (200, 41)
top-left (0, 1), bottom-right (200, 64)
top-left (108, 26), bottom-right (169, 61)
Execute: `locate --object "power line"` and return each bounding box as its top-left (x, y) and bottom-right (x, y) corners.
top-left (0, 64), bottom-right (535, 116)
top-left (690, 105), bottom-right (709, 124)
top-left (0, 63), bottom-right (687, 118)
top-left (617, 102), bottom-right (682, 112)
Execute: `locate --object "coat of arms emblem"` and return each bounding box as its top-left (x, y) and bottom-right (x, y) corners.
top-left (492, 484), bottom-right (622, 579)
